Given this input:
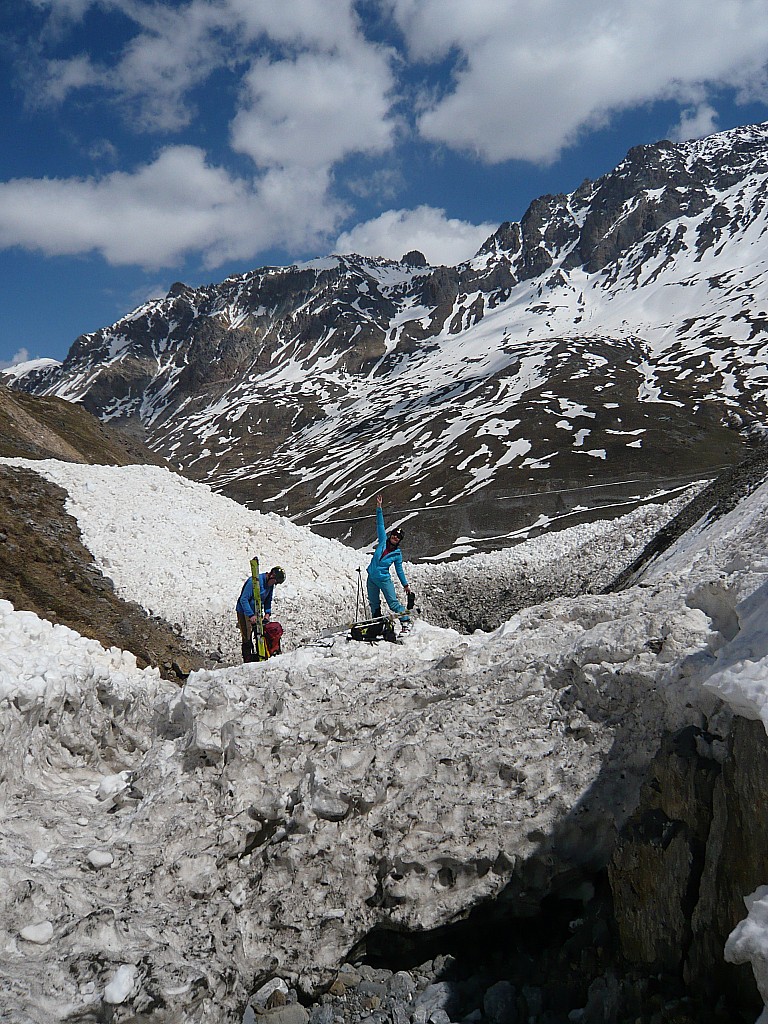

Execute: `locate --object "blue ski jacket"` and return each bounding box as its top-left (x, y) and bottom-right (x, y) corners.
top-left (367, 507), bottom-right (409, 588)
top-left (236, 573), bottom-right (274, 618)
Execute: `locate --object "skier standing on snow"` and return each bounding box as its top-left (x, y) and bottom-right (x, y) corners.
top-left (236, 565), bottom-right (286, 663)
top-left (367, 494), bottom-right (411, 626)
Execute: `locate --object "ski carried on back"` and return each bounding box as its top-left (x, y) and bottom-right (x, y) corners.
top-left (250, 556), bottom-right (269, 661)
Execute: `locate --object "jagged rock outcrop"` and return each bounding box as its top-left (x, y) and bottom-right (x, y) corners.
top-left (608, 717), bottom-right (766, 1022)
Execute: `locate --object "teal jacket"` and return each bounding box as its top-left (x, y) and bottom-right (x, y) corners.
top-left (367, 507), bottom-right (408, 587)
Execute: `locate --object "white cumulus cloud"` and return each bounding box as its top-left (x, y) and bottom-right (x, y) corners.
top-left (0, 148), bottom-right (346, 269)
top-left (15, 0), bottom-right (401, 268)
top-left (225, 0), bottom-right (364, 52)
top-left (0, 348), bottom-right (31, 370)
top-left (335, 206), bottom-right (496, 266)
top-left (669, 104), bottom-right (720, 142)
top-left (389, 0), bottom-right (768, 163)
top-left (231, 48), bottom-right (398, 171)
top-left (10, 0), bottom-right (768, 280)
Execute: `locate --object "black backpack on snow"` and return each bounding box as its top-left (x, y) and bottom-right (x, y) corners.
top-left (350, 619), bottom-right (398, 644)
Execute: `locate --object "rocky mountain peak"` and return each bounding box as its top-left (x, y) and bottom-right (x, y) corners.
top-left (5, 122), bottom-right (768, 556)
top-left (401, 248), bottom-right (428, 267)
top-left (166, 280), bottom-right (193, 299)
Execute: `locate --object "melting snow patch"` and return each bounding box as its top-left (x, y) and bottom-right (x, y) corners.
top-left (20, 922), bottom-right (54, 945)
top-left (104, 965), bottom-right (137, 1004)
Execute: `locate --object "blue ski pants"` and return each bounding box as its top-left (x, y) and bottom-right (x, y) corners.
top-left (367, 574), bottom-right (408, 619)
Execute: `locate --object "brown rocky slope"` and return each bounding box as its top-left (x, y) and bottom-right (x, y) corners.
top-left (0, 385), bottom-right (215, 681)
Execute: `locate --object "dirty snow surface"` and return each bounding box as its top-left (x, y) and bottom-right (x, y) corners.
top-left (2, 458), bottom-right (768, 1023)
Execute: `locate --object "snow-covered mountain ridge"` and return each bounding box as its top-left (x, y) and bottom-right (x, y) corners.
top-left (7, 123), bottom-right (768, 553)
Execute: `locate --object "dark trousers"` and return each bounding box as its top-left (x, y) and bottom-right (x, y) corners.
top-left (237, 611), bottom-right (255, 663)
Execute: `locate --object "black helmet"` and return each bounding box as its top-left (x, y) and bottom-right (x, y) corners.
top-left (270, 566), bottom-right (286, 584)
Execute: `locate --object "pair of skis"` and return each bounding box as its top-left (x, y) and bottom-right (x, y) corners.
top-left (318, 568), bottom-right (416, 640)
top-left (250, 556), bottom-right (269, 661)
top-left (319, 610), bottom-right (413, 640)
top-left (321, 588), bottom-right (417, 639)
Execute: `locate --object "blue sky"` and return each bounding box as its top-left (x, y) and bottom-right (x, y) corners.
top-left (2, 0), bottom-right (768, 368)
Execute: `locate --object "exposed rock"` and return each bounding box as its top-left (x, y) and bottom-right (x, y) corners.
top-left (608, 717), bottom-right (766, 1022)
top-left (0, 382), bottom-right (170, 466)
top-left (402, 250), bottom-right (428, 267)
top-left (609, 727), bottom-right (721, 969)
top-left (0, 465), bottom-right (213, 682)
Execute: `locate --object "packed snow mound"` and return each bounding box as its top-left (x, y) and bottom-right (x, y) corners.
top-left (725, 885), bottom-right (768, 1010)
top-left (641, 473), bottom-right (768, 585)
top-left (704, 575), bottom-right (768, 726)
top-left (0, 599), bottom-right (163, 705)
top-left (0, 581), bottom-right (726, 1023)
top-left (0, 457), bottom-right (700, 658)
top-left (413, 490), bottom-right (698, 630)
top-left (1, 458), bottom-right (364, 657)
top-left (6, 459), bottom-right (768, 1021)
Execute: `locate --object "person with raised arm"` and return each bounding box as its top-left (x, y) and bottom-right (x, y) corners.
top-left (366, 494), bottom-right (411, 628)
